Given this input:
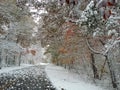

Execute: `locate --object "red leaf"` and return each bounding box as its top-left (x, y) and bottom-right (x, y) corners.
top-left (31, 50), bottom-right (36, 56)
top-left (66, 29), bottom-right (74, 36)
top-left (66, 0), bottom-right (70, 4)
top-left (107, 2), bottom-right (114, 6)
top-left (103, 9), bottom-right (112, 20)
top-left (107, 0), bottom-right (116, 6)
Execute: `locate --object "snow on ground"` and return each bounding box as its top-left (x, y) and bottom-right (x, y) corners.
top-left (0, 63), bottom-right (108, 90)
top-left (0, 64), bottom-right (33, 74)
top-left (45, 64), bottom-right (107, 90)
top-left (39, 62), bottom-right (49, 65)
top-left (0, 63), bottom-right (48, 74)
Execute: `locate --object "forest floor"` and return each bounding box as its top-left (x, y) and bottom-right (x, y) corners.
top-left (0, 64), bottom-right (56, 90)
top-left (0, 63), bottom-right (109, 90)
top-left (45, 64), bottom-right (108, 90)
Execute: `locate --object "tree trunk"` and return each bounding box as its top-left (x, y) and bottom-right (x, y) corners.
top-left (105, 55), bottom-right (118, 89)
top-left (91, 53), bottom-right (99, 79)
top-left (0, 56), bottom-right (1, 69)
top-left (0, 51), bottom-right (1, 69)
top-left (5, 55), bottom-right (8, 67)
top-left (18, 53), bottom-right (21, 66)
top-left (1, 49), bottom-right (6, 67)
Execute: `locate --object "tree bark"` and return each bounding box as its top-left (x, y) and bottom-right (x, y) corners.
top-left (18, 53), bottom-right (21, 66)
top-left (1, 49), bottom-right (6, 67)
top-left (105, 55), bottom-right (118, 89)
top-left (0, 51), bottom-right (1, 69)
top-left (91, 53), bottom-right (99, 79)
top-left (0, 57), bottom-right (1, 69)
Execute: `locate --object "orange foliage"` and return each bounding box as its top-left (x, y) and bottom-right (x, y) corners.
top-left (63, 21), bottom-right (79, 41)
top-left (62, 21), bottom-right (78, 29)
top-left (61, 58), bottom-right (75, 64)
top-left (59, 47), bottom-right (67, 54)
top-left (31, 50), bottom-right (36, 56)
top-left (66, 29), bottom-right (74, 36)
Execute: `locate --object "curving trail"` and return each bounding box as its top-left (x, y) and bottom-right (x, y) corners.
top-left (0, 65), bottom-right (56, 90)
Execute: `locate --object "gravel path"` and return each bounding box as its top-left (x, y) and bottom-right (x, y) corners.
top-left (0, 65), bottom-right (56, 90)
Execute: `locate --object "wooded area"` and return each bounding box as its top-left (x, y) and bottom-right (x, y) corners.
top-left (0, 0), bottom-right (120, 90)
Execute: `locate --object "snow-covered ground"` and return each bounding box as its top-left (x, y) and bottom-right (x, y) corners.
top-left (0, 64), bottom-right (33, 74)
top-left (0, 63), bottom-right (107, 90)
top-left (45, 64), bottom-right (107, 90)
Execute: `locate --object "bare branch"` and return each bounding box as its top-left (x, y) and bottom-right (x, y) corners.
top-left (103, 38), bottom-right (120, 55)
top-left (85, 38), bottom-right (104, 55)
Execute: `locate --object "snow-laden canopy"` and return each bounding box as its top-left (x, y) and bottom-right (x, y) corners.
top-left (0, 41), bottom-right (23, 53)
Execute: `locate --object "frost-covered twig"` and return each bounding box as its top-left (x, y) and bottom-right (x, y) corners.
top-left (103, 38), bottom-right (120, 55)
top-left (86, 36), bottom-right (120, 56)
top-left (85, 38), bottom-right (104, 55)
top-left (110, 16), bottom-right (120, 20)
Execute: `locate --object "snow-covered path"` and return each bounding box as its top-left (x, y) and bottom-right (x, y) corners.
top-left (0, 64), bottom-right (34, 74)
top-left (0, 65), bottom-right (56, 90)
top-left (46, 64), bottom-right (107, 90)
top-left (0, 63), bottom-right (108, 90)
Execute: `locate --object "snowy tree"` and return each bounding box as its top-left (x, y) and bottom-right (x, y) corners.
top-left (0, 0), bottom-right (37, 68)
top-left (40, 0), bottom-right (120, 89)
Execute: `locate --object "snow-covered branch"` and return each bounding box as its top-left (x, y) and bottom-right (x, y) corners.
top-left (86, 36), bottom-right (120, 56)
top-left (85, 38), bottom-right (104, 55)
top-left (103, 37), bottom-right (120, 55)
